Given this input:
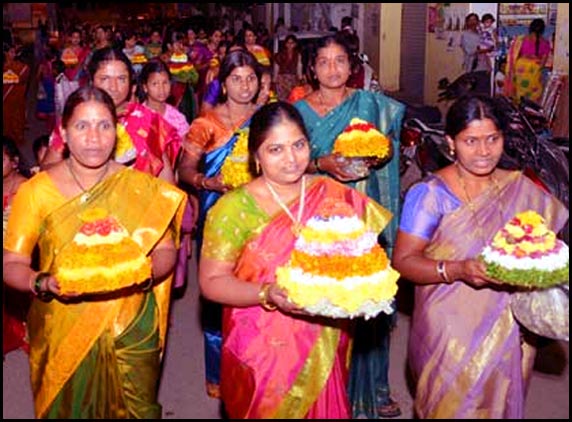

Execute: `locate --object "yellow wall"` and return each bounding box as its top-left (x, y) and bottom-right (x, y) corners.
top-left (379, 3), bottom-right (402, 92)
top-left (554, 3), bottom-right (569, 74)
top-left (423, 3), bottom-right (470, 109)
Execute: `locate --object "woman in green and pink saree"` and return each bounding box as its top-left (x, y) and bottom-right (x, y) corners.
top-left (199, 102), bottom-right (394, 418)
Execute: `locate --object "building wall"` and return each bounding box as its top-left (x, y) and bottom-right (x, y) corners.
top-left (554, 3), bottom-right (569, 74)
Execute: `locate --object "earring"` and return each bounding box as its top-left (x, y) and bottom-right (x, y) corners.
top-left (255, 161), bottom-right (261, 175)
top-left (449, 147), bottom-right (456, 156)
top-left (222, 85), bottom-right (227, 96)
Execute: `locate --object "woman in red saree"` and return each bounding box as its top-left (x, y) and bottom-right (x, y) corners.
top-left (199, 102), bottom-right (394, 418)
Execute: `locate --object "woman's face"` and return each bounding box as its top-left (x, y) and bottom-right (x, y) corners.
top-left (92, 60), bottom-right (131, 109)
top-left (144, 71), bottom-right (171, 104)
top-left (245, 30), bottom-right (256, 46)
top-left (70, 32), bottom-right (81, 46)
top-left (210, 30), bottom-right (223, 47)
top-left (448, 118), bottom-right (504, 176)
top-left (225, 65), bottom-right (259, 104)
top-left (3, 149), bottom-right (15, 178)
top-left (257, 118), bottom-right (310, 185)
top-left (313, 42), bottom-right (351, 89)
top-left (62, 100), bottom-right (116, 169)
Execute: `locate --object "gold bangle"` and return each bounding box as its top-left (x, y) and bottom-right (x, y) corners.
top-left (436, 261), bottom-right (451, 284)
top-left (314, 157), bottom-right (321, 172)
top-left (200, 176), bottom-right (208, 190)
top-left (258, 283), bottom-right (277, 311)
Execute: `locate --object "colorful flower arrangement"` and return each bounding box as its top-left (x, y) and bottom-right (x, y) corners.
top-left (333, 117), bottom-right (391, 159)
top-left (480, 210), bottom-right (569, 287)
top-left (276, 200), bottom-right (399, 319)
top-left (220, 129), bottom-right (253, 189)
top-left (55, 208), bottom-right (151, 295)
top-left (169, 53), bottom-right (199, 85)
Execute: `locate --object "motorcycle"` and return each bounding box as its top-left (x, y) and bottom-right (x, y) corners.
top-left (399, 93), bottom-right (569, 243)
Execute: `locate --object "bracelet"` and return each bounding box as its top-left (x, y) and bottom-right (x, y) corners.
top-left (258, 283), bottom-right (277, 311)
top-left (436, 261), bottom-right (451, 284)
top-left (200, 176), bottom-right (208, 190)
top-left (33, 272), bottom-right (55, 302)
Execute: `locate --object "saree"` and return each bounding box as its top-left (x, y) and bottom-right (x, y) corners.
top-left (183, 110), bottom-right (253, 397)
top-left (403, 171), bottom-right (567, 419)
top-left (4, 168), bottom-right (186, 418)
top-left (504, 35), bottom-right (551, 103)
top-left (295, 89), bottom-right (405, 418)
top-left (202, 176), bottom-right (393, 418)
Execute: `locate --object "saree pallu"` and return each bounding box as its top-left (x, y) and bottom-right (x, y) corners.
top-left (202, 176), bottom-right (393, 418)
top-left (4, 168), bottom-right (186, 418)
top-left (512, 57), bottom-right (544, 103)
top-left (408, 172), bottom-right (568, 419)
top-left (295, 90), bottom-right (405, 419)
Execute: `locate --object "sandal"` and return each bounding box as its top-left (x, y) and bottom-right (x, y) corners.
top-left (377, 397), bottom-right (402, 418)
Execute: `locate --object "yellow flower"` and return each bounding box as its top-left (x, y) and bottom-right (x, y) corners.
top-left (333, 118), bottom-right (391, 158)
top-left (221, 129), bottom-right (253, 188)
top-left (516, 210), bottom-right (544, 226)
top-left (78, 207), bottom-right (108, 223)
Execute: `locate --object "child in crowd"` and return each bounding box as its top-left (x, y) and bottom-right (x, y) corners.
top-left (53, 59), bottom-right (79, 119)
top-left (479, 13), bottom-right (498, 71)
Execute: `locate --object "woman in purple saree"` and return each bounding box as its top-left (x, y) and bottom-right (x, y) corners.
top-left (393, 95), bottom-right (568, 418)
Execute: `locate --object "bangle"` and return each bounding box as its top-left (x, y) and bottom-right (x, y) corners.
top-left (314, 157), bottom-right (321, 172)
top-left (140, 276), bottom-right (154, 292)
top-left (33, 272), bottom-right (54, 302)
top-left (436, 261), bottom-right (451, 284)
top-left (201, 176), bottom-right (208, 190)
top-left (258, 283), bottom-right (277, 311)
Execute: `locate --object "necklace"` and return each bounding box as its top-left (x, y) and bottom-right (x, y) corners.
top-left (318, 87), bottom-right (348, 114)
top-left (67, 159), bottom-right (110, 203)
top-left (226, 102), bottom-right (252, 131)
top-left (265, 175), bottom-right (306, 236)
top-left (456, 163), bottom-right (503, 244)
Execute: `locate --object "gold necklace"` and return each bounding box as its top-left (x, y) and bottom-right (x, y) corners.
top-left (264, 175), bottom-right (306, 236)
top-left (318, 87), bottom-right (348, 114)
top-left (67, 159), bottom-right (110, 203)
top-left (456, 163), bottom-right (503, 244)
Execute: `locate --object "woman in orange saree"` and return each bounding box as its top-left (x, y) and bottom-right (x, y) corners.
top-left (199, 102), bottom-right (394, 418)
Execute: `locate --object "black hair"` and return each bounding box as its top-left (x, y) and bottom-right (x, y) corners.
top-left (217, 49), bottom-right (260, 103)
top-left (248, 101), bottom-right (310, 174)
top-left (87, 47), bottom-right (134, 88)
top-left (32, 135), bottom-right (50, 162)
top-left (61, 86), bottom-right (117, 130)
top-left (481, 13), bottom-right (495, 23)
top-left (445, 94), bottom-right (506, 139)
top-left (135, 58), bottom-right (172, 102)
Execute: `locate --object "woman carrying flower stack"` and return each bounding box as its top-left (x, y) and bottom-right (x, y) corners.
top-left (392, 94), bottom-right (568, 418)
top-left (177, 48), bottom-right (261, 399)
top-left (294, 33), bottom-right (405, 419)
top-left (199, 101), bottom-right (395, 418)
top-left (3, 86), bottom-right (187, 418)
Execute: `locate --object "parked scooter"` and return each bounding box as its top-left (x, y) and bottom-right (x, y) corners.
top-left (400, 93), bottom-right (569, 243)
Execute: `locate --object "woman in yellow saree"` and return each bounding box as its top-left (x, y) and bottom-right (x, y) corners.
top-left (3, 87), bottom-right (186, 419)
top-left (199, 102), bottom-right (394, 418)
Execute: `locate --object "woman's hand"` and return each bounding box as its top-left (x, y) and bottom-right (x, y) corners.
top-left (263, 283), bottom-right (307, 314)
top-left (317, 153), bottom-right (371, 182)
top-left (454, 259), bottom-right (504, 288)
top-left (203, 173), bottom-right (231, 193)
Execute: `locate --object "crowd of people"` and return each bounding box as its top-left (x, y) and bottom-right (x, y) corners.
top-left (2, 9), bottom-right (568, 421)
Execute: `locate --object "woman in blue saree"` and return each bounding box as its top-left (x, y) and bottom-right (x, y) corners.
top-left (178, 49), bottom-right (261, 399)
top-left (294, 34), bottom-right (405, 418)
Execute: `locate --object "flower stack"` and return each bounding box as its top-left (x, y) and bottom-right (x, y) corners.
top-left (480, 210), bottom-right (569, 287)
